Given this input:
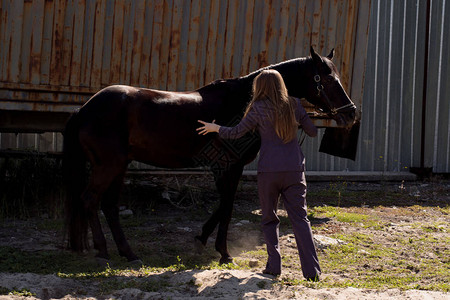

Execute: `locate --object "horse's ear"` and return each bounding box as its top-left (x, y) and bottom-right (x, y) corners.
top-left (327, 48), bottom-right (335, 60)
top-left (310, 46), bottom-right (323, 65)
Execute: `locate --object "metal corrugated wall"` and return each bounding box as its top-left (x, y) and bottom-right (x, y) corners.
top-left (426, 0), bottom-right (450, 173)
top-left (2, 1), bottom-right (448, 174)
top-left (0, 0), bottom-right (367, 107)
top-left (351, 0), bottom-right (449, 173)
top-left (3, 0), bottom-right (449, 174)
top-left (0, 0), bottom-right (372, 170)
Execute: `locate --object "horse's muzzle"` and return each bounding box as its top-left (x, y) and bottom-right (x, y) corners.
top-left (335, 109), bottom-right (356, 130)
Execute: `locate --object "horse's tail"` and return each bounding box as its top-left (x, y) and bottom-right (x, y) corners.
top-left (63, 112), bottom-right (89, 251)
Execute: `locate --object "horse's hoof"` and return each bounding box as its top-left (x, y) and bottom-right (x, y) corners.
top-left (194, 237), bottom-right (205, 254)
top-left (128, 259), bottom-right (144, 268)
top-left (95, 257), bottom-right (112, 267)
top-left (219, 256), bottom-right (234, 265)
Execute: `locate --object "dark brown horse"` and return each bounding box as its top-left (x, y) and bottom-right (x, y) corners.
top-left (63, 47), bottom-right (356, 265)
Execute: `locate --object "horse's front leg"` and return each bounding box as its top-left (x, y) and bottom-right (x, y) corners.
top-left (201, 163), bottom-right (244, 264)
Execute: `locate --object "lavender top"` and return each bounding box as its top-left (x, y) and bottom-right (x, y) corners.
top-left (219, 98), bottom-right (317, 172)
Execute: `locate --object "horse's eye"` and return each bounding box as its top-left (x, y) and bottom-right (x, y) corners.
top-left (324, 76), bottom-right (336, 84)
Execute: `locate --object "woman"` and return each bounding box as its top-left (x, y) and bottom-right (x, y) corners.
top-left (197, 69), bottom-right (321, 281)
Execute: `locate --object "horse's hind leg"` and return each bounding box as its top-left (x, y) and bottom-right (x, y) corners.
top-left (101, 173), bottom-right (140, 263)
top-left (83, 164), bottom-right (126, 262)
top-left (198, 164), bottom-right (244, 264)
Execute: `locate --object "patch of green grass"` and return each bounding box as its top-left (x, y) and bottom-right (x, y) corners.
top-left (0, 287), bottom-right (36, 297)
top-left (312, 206), bottom-right (370, 223)
top-left (309, 229), bottom-right (450, 292)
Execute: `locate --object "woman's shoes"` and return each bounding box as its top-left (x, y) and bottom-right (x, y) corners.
top-left (262, 269), bottom-right (281, 276)
top-left (261, 269), bottom-right (319, 281)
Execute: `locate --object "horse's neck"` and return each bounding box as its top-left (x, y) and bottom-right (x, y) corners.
top-left (240, 57), bottom-right (311, 99)
top-left (199, 57), bottom-right (311, 120)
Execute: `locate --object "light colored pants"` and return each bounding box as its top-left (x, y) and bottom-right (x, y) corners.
top-left (257, 171), bottom-right (321, 278)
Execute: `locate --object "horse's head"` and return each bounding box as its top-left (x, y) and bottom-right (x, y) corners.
top-left (305, 47), bottom-right (356, 129)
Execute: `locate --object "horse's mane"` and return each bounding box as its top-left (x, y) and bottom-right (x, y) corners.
top-left (197, 56), bottom-right (310, 93)
top-left (241, 56), bottom-right (310, 80)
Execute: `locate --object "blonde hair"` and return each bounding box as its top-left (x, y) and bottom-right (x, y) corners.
top-left (244, 69), bottom-right (298, 143)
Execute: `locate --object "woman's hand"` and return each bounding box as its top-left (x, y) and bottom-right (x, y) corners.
top-left (197, 120), bottom-right (220, 135)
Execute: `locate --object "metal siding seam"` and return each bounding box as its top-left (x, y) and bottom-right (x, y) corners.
top-left (20, 1), bottom-right (32, 83)
top-left (160, 0), bottom-right (173, 90)
top-left (371, 0), bottom-right (380, 171)
top-left (139, 0), bottom-right (154, 87)
top-left (50, 0), bottom-right (65, 86)
top-left (176, 0), bottom-right (190, 91)
top-left (186, 0), bottom-right (201, 90)
top-left (0, 0), bottom-right (9, 82)
top-left (167, 0), bottom-right (182, 91)
top-left (111, 0), bottom-right (124, 85)
top-left (232, 0), bottom-right (246, 77)
top-left (214, 0), bottom-right (227, 78)
top-left (130, 0), bottom-right (145, 86)
top-left (101, 0), bottom-right (115, 86)
top-left (276, 0), bottom-right (289, 62)
top-left (10, 0), bottom-right (24, 83)
top-left (351, 0), bottom-right (369, 168)
top-left (433, 0), bottom-right (445, 171)
top-left (293, 0), bottom-right (305, 57)
top-left (41, 0), bottom-right (55, 85)
top-left (350, 0), bottom-right (371, 114)
top-left (239, 0), bottom-right (255, 76)
top-left (60, 0), bottom-right (74, 86)
top-left (70, 0), bottom-right (85, 87)
top-left (310, 0), bottom-right (321, 50)
top-left (410, 0), bottom-right (420, 168)
top-left (318, 0), bottom-right (328, 52)
top-left (447, 92), bottom-right (450, 173)
top-left (334, 0), bottom-right (347, 77)
top-left (232, 0), bottom-right (243, 77)
top-left (223, 0), bottom-right (237, 79)
top-left (383, 0), bottom-right (393, 171)
top-left (249, 0), bottom-right (262, 72)
top-left (81, 0), bottom-right (96, 87)
top-left (266, 0), bottom-right (278, 65)
top-left (119, 0), bottom-right (130, 84)
top-left (195, 0), bottom-right (210, 89)
top-left (196, 0), bottom-right (211, 87)
top-left (447, 0), bottom-right (450, 173)
top-left (204, 0), bottom-right (219, 84)
top-left (398, 0), bottom-right (407, 172)
top-left (285, 0), bottom-right (298, 59)
top-left (341, 0), bottom-right (358, 94)
top-left (326, 0), bottom-right (338, 55)
top-left (149, 0), bottom-right (162, 88)
top-left (123, 0), bottom-right (136, 85)
top-left (258, 0), bottom-right (271, 68)
top-left (30, 0), bottom-right (44, 85)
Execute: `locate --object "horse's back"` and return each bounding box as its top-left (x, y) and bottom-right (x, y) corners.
top-left (77, 85), bottom-right (211, 168)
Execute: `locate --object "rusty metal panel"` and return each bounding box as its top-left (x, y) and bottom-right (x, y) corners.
top-left (0, 0), bottom-right (372, 170)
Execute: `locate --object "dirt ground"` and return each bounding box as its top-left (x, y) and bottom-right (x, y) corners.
top-left (0, 176), bottom-right (449, 299)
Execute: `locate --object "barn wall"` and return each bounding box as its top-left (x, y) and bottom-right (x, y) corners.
top-left (0, 0), bottom-right (368, 110)
top-left (2, 1), bottom-right (448, 173)
top-left (0, 0), bottom-right (372, 172)
top-left (351, 0), bottom-right (449, 173)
